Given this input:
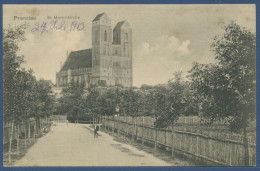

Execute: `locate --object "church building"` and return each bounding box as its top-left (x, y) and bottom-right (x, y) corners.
top-left (56, 13), bottom-right (132, 88)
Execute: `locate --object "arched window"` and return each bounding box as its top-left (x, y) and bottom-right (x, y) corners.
top-left (125, 33), bottom-right (128, 42)
top-left (104, 30), bottom-right (107, 41)
top-left (117, 32), bottom-right (120, 43)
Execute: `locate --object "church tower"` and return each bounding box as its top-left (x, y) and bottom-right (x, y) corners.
top-left (112, 20), bottom-right (133, 87)
top-left (92, 13), bottom-right (112, 85)
top-left (113, 20), bottom-right (132, 58)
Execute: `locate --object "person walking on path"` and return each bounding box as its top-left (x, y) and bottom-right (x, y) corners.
top-left (94, 125), bottom-right (99, 138)
top-left (43, 126), bottom-right (48, 136)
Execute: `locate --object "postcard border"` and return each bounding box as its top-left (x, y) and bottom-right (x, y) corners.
top-left (0, 0), bottom-right (259, 171)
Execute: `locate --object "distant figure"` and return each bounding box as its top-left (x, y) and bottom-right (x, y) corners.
top-left (66, 120), bottom-right (68, 126)
top-left (43, 126), bottom-right (48, 136)
top-left (94, 125), bottom-right (99, 138)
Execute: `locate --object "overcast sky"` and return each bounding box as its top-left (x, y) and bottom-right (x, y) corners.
top-left (3, 4), bottom-right (256, 87)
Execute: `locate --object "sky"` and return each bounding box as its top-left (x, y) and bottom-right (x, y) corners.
top-left (3, 4), bottom-right (256, 87)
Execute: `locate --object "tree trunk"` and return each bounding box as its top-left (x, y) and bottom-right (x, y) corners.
top-left (243, 125), bottom-right (249, 166)
top-left (8, 120), bottom-right (14, 163)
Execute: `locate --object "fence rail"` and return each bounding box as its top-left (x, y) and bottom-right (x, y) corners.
top-left (101, 116), bottom-right (256, 166)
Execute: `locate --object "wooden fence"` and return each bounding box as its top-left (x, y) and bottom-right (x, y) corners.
top-left (101, 116), bottom-right (256, 166)
top-left (4, 118), bottom-right (51, 145)
top-left (3, 117), bottom-right (53, 164)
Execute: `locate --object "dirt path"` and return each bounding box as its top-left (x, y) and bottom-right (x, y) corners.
top-left (14, 123), bottom-right (172, 166)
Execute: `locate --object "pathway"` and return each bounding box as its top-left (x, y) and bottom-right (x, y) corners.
top-left (14, 123), bottom-right (172, 166)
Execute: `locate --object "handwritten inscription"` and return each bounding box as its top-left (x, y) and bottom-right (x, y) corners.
top-left (31, 20), bottom-right (85, 35)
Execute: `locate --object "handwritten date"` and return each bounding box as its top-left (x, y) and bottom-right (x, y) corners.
top-left (31, 20), bottom-right (85, 35)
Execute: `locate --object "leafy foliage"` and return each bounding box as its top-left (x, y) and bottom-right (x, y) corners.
top-left (3, 24), bottom-right (55, 123)
top-left (59, 82), bottom-right (87, 121)
top-left (189, 22), bottom-right (256, 132)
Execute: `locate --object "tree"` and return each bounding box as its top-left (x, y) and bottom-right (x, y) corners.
top-left (3, 24), bottom-right (26, 122)
top-left (34, 79), bottom-right (55, 133)
top-left (154, 72), bottom-right (188, 128)
top-left (189, 22), bottom-right (256, 165)
top-left (96, 89), bottom-right (117, 116)
top-left (59, 82), bottom-right (86, 122)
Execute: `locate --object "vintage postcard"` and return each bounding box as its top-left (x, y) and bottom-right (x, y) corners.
top-left (2, 4), bottom-right (256, 167)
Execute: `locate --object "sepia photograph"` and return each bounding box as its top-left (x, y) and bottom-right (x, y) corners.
top-left (2, 4), bottom-right (256, 167)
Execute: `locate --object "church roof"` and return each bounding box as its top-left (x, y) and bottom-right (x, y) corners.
top-left (60, 49), bottom-right (92, 72)
top-left (92, 13), bottom-right (105, 22)
top-left (114, 21), bottom-right (126, 30)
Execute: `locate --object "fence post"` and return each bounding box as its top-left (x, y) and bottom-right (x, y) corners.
top-left (105, 117), bottom-right (107, 130)
top-left (124, 117), bottom-right (127, 138)
top-left (8, 120), bottom-right (14, 163)
top-left (196, 130), bottom-right (199, 155)
top-left (102, 116), bottom-right (104, 129)
top-left (39, 118), bottom-right (42, 135)
top-left (125, 118), bottom-right (128, 138)
top-left (106, 116), bottom-right (108, 130)
top-left (171, 125), bottom-right (175, 156)
top-left (112, 117), bottom-right (115, 133)
top-left (209, 132), bottom-right (212, 159)
top-left (39, 119), bottom-right (41, 135)
top-left (24, 122), bottom-right (27, 147)
top-left (229, 138), bottom-right (232, 166)
top-left (119, 119), bottom-right (121, 136)
top-left (34, 120), bottom-right (36, 139)
top-left (142, 116), bottom-right (144, 145)
top-left (17, 124), bottom-right (20, 154)
top-left (154, 128), bottom-right (157, 150)
top-left (28, 122), bottom-right (31, 143)
top-left (108, 116), bottom-right (110, 131)
top-left (165, 130), bottom-right (167, 147)
top-left (108, 117), bottom-right (110, 131)
top-left (131, 117), bottom-right (134, 142)
top-left (135, 119), bottom-right (138, 141)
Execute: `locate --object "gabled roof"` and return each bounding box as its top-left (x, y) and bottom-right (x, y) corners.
top-left (114, 21), bottom-right (126, 29)
top-left (60, 49), bottom-right (92, 72)
top-left (114, 20), bottom-right (130, 30)
top-left (92, 13), bottom-right (105, 22)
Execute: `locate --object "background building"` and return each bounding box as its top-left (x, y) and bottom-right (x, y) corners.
top-left (56, 13), bottom-right (133, 88)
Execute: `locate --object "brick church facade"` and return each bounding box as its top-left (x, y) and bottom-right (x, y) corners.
top-left (56, 13), bottom-right (132, 87)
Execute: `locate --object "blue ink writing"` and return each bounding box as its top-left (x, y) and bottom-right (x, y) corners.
top-left (31, 19), bottom-right (85, 35)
